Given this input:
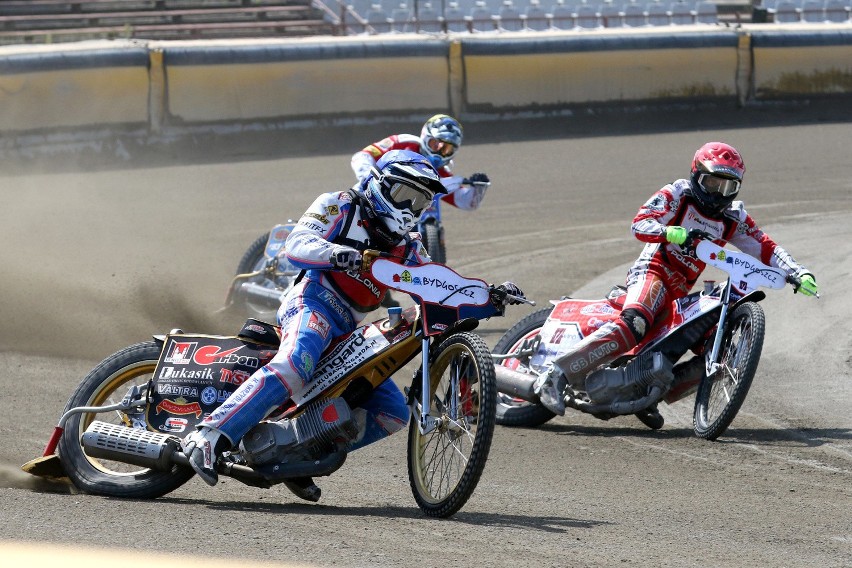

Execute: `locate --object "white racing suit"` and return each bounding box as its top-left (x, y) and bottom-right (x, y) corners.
top-left (351, 133), bottom-right (485, 211)
top-left (198, 189), bottom-right (429, 451)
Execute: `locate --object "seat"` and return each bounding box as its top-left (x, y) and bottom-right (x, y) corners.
top-left (824, 0), bottom-right (850, 21)
top-left (524, 0), bottom-right (550, 29)
top-left (669, 0), bottom-right (694, 23)
top-left (575, 2), bottom-right (601, 27)
top-left (623, 1), bottom-right (647, 25)
top-left (773, 0), bottom-right (800, 21)
top-left (799, 0), bottom-right (825, 20)
top-left (417, 1), bottom-right (442, 31)
top-left (498, 0), bottom-right (524, 29)
top-left (550, 0), bottom-right (575, 27)
top-left (366, 3), bottom-right (391, 32)
top-left (694, 0), bottom-right (717, 22)
top-left (646, 1), bottom-right (670, 24)
top-left (469, 0), bottom-right (495, 30)
top-left (390, 2), bottom-right (412, 31)
top-left (445, 1), bottom-right (467, 30)
top-left (600, 1), bottom-right (623, 25)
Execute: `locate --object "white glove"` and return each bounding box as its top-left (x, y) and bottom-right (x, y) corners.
top-left (331, 247), bottom-right (362, 271)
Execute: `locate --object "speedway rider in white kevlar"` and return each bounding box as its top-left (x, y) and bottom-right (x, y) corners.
top-left (351, 114), bottom-right (490, 211)
top-left (535, 142), bottom-right (819, 419)
top-left (183, 150), bottom-right (523, 501)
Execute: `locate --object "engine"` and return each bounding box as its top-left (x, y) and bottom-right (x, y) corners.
top-left (239, 397), bottom-right (359, 466)
top-left (584, 351), bottom-right (674, 405)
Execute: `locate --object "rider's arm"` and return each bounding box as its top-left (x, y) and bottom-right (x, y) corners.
top-left (351, 147), bottom-right (378, 183)
top-left (726, 203), bottom-right (813, 278)
top-left (631, 186), bottom-right (679, 243)
top-left (285, 192), bottom-right (352, 270)
top-left (440, 177), bottom-right (484, 210)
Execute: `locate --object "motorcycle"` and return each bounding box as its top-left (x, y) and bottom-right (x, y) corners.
top-left (491, 238), bottom-right (817, 440)
top-left (228, 179), bottom-right (490, 321)
top-left (23, 251), bottom-right (528, 518)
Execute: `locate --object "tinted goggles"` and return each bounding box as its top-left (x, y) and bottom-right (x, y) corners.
top-left (383, 179), bottom-right (436, 213)
top-left (698, 173), bottom-right (741, 197)
top-left (427, 137), bottom-right (458, 158)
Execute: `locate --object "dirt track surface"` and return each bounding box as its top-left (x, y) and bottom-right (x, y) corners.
top-left (1, 107), bottom-right (850, 567)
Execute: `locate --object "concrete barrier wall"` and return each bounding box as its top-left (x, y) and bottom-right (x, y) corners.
top-left (461, 30), bottom-right (739, 108)
top-left (0, 26), bottom-right (850, 139)
top-left (0, 42), bottom-right (149, 132)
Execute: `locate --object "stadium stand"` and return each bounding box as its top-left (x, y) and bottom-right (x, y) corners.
top-left (1, 0), bottom-right (849, 43)
top-left (0, 0), bottom-right (335, 43)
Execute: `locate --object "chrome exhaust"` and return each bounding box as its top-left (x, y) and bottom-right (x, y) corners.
top-left (493, 365), bottom-right (539, 403)
top-left (81, 421), bottom-right (182, 471)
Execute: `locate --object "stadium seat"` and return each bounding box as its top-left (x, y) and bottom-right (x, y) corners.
top-left (366, 3), bottom-right (392, 32)
top-left (417, 1), bottom-right (442, 31)
top-left (445, 1), bottom-right (467, 30)
top-left (524, 0), bottom-right (550, 29)
top-left (498, 0), bottom-right (524, 29)
top-left (799, 0), bottom-right (825, 20)
top-left (390, 2), bottom-right (412, 31)
top-left (575, 2), bottom-right (602, 27)
top-left (773, 0), bottom-right (800, 21)
top-left (646, 1), bottom-right (671, 24)
top-left (694, 0), bottom-right (717, 22)
top-left (600, 1), bottom-right (623, 26)
top-left (469, 0), bottom-right (495, 30)
top-left (669, 0), bottom-right (694, 23)
top-left (824, 0), bottom-right (850, 21)
top-left (550, 0), bottom-right (576, 28)
top-left (623, 1), bottom-right (647, 25)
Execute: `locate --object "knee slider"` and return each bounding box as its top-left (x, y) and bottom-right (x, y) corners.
top-left (620, 309), bottom-right (649, 343)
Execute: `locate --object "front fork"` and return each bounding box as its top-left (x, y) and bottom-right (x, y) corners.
top-left (706, 278), bottom-right (733, 377)
top-left (415, 338), bottom-right (441, 435)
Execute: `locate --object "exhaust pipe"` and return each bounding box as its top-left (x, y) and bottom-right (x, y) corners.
top-left (493, 365), bottom-right (539, 403)
top-left (237, 282), bottom-right (285, 309)
top-left (81, 421), bottom-right (182, 471)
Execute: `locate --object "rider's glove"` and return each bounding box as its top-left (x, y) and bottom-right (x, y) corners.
top-left (686, 228), bottom-right (714, 246)
top-left (330, 247), bottom-right (362, 271)
top-left (794, 273), bottom-right (818, 297)
top-left (467, 172), bottom-right (490, 185)
top-left (491, 281), bottom-right (526, 306)
top-left (665, 226), bottom-right (689, 245)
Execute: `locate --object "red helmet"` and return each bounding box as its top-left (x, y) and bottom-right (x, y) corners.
top-left (689, 142), bottom-right (745, 215)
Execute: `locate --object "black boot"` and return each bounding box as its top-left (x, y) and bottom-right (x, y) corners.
top-left (283, 477), bottom-right (321, 502)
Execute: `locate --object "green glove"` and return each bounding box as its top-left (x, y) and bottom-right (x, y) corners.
top-left (666, 226), bottom-right (688, 245)
top-left (796, 274), bottom-right (819, 297)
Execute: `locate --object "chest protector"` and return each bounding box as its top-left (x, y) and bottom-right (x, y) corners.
top-left (321, 190), bottom-right (415, 313)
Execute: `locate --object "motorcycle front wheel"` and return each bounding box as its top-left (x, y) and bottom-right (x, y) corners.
top-left (57, 341), bottom-right (195, 498)
top-left (693, 302), bottom-right (765, 440)
top-left (407, 332), bottom-right (496, 518)
top-left (419, 220), bottom-right (446, 264)
top-left (492, 307), bottom-right (557, 427)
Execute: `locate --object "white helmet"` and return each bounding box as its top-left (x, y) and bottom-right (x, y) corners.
top-left (362, 150), bottom-right (447, 240)
top-left (420, 114), bottom-right (463, 169)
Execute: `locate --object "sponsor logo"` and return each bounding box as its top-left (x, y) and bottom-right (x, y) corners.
top-left (302, 352), bottom-right (314, 374)
top-left (305, 212), bottom-right (330, 224)
top-left (193, 345), bottom-right (259, 368)
top-left (326, 204), bottom-right (340, 216)
top-left (431, 323), bottom-right (448, 332)
top-left (155, 397), bottom-right (203, 418)
top-left (391, 329), bottom-right (412, 343)
top-left (298, 220), bottom-right (325, 232)
top-left (391, 271), bottom-right (476, 299)
top-left (349, 272), bottom-right (381, 298)
top-left (307, 312), bottom-right (331, 339)
top-left (219, 367), bottom-right (251, 386)
top-left (159, 366), bottom-right (214, 382)
top-left (580, 303), bottom-right (616, 316)
top-left (244, 324), bottom-right (267, 334)
top-left (201, 386), bottom-right (218, 405)
top-left (158, 417), bottom-right (189, 433)
top-left (157, 384), bottom-right (199, 397)
top-left (164, 341), bottom-right (197, 364)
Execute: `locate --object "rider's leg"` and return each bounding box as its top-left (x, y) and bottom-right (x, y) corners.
top-left (183, 281), bottom-right (351, 486)
top-left (345, 378), bottom-right (410, 452)
top-left (537, 273), bottom-right (667, 415)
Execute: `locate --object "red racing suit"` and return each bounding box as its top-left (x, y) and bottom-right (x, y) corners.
top-left (628, 178), bottom-right (810, 298)
top-left (350, 133), bottom-right (484, 211)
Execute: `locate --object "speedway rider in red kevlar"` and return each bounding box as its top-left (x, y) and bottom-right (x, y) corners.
top-left (182, 150), bottom-right (523, 501)
top-left (351, 114), bottom-right (490, 211)
top-left (535, 142), bottom-right (819, 418)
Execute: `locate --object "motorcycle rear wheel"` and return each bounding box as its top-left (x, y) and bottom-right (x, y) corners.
top-left (420, 220), bottom-right (446, 264)
top-left (236, 231), bottom-right (269, 275)
top-left (57, 341), bottom-right (195, 498)
top-left (493, 307), bottom-right (557, 427)
top-left (693, 302), bottom-right (765, 440)
top-left (407, 332), bottom-right (496, 518)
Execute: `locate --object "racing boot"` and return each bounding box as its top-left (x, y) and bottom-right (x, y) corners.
top-left (283, 477), bottom-right (322, 503)
top-left (534, 364), bottom-right (568, 416)
top-left (539, 320), bottom-right (637, 414)
top-left (182, 427), bottom-right (230, 487)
